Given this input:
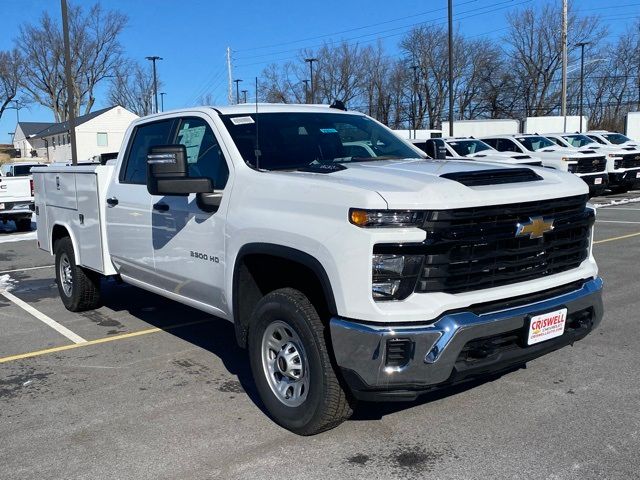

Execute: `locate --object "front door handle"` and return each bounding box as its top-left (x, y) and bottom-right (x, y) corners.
top-left (106, 197), bottom-right (119, 207)
top-left (153, 202), bottom-right (169, 212)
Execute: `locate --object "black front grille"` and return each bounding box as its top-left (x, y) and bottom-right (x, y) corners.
top-left (621, 153), bottom-right (640, 169)
top-left (576, 157), bottom-right (606, 173)
top-left (375, 195), bottom-right (592, 294)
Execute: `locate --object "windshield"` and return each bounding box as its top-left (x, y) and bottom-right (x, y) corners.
top-left (516, 136), bottom-right (556, 151)
top-left (220, 112), bottom-right (419, 170)
top-left (562, 135), bottom-right (596, 148)
top-left (447, 139), bottom-right (492, 156)
top-left (602, 133), bottom-right (633, 145)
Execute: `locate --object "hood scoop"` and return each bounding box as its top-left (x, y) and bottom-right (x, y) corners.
top-left (440, 168), bottom-right (543, 186)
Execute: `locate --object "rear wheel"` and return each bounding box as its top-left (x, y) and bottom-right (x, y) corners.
top-left (54, 236), bottom-right (102, 312)
top-left (248, 288), bottom-right (354, 435)
top-left (14, 218), bottom-right (32, 232)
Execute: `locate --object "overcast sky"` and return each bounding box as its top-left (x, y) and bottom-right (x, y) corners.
top-left (1, 0), bottom-right (638, 143)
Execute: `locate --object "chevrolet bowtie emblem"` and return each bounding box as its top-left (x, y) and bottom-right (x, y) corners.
top-left (515, 216), bottom-right (554, 239)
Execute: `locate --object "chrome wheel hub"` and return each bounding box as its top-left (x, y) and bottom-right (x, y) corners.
top-left (59, 253), bottom-right (73, 297)
top-left (261, 320), bottom-right (309, 407)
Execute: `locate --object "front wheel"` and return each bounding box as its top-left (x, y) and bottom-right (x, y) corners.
top-left (54, 236), bottom-right (102, 312)
top-left (248, 288), bottom-right (355, 435)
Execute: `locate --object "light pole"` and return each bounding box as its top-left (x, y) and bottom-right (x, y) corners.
top-left (576, 42), bottom-right (590, 132)
top-left (305, 58), bottom-right (318, 103)
top-left (61, 0), bottom-right (77, 165)
top-left (159, 92), bottom-right (166, 112)
top-left (241, 89), bottom-right (248, 103)
top-left (410, 64), bottom-right (419, 139)
top-left (447, 0), bottom-right (454, 137)
top-left (302, 79), bottom-right (309, 103)
top-left (145, 56), bottom-right (162, 113)
top-left (233, 79), bottom-right (242, 105)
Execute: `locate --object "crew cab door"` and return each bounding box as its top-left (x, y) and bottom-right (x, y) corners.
top-left (106, 119), bottom-right (176, 283)
top-left (149, 115), bottom-right (231, 317)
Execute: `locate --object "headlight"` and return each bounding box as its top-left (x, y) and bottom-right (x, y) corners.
top-left (608, 153), bottom-right (621, 158)
top-left (372, 253), bottom-right (423, 300)
top-left (561, 157), bottom-right (572, 162)
top-left (350, 209), bottom-right (425, 228)
top-left (567, 164), bottom-right (578, 173)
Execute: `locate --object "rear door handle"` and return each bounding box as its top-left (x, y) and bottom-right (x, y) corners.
top-left (153, 202), bottom-right (169, 212)
top-left (106, 197), bottom-right (119, 207)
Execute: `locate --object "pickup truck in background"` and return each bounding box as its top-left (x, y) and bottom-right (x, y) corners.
top-left (33, 104), bottom-right (603, 435)
top-left (0, 174), bottom-right (34, 231)
top-left (409, 137), bottom-right (543, 166)
top-left (545, 133), bottom-right (640, 193)
top-left (481, 134), bottom-right (609, 196)
top-left (1, 161), bottom-right (45, 177)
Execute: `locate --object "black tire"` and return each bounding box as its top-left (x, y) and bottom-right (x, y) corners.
top-left (54, 236), bottom-right (102, 312)
top-left (248, 288), bottom-right (355, 435)
top-left (15, 218), bottom-right (32, 232)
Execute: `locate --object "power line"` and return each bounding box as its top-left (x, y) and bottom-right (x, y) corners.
top-left (235, 0), bottom-right (534, 69)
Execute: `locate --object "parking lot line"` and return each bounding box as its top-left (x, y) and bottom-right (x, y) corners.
top-left (0, 265), bottom-right (54, 275)
top-left (0, 290), bottom-right (87, 344)
top-left (0, 319), bottom-right (210, 364)
top-left (594, 231), bottom-right (640, 245)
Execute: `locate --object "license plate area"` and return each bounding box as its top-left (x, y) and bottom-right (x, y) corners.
top-left (594, 177), bottom-right (603, 185)
top-left (526, 308), bottom-right (567, 346)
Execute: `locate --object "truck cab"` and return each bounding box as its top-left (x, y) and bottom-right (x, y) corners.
top-left (32, 105), bottom-right (604, 435)
top-left (481, 134), bottom-right (608, 195)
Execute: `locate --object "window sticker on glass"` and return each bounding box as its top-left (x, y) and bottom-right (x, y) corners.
top-left (177, 124), bottom-right (206, 163)
top-left (230, 116), bottom-right (255, 125)
top-left (320, 128), bottom-right (338, 133)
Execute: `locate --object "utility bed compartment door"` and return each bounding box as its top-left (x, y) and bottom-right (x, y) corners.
top-left (75, 174), bottom-right (103, 272)
top-left (44, 173), bottom-right (78, 210)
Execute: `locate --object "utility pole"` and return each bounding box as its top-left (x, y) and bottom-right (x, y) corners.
top-left (145, 56), bottom-right (162, 113)
top-left (242, 90), bottom-right (248, 103)
top-left (305, 58), bottom-right (318, 103)
top-left (410, 64), bottom-right (419, 139)
top-left (576, 42), bottom-right (590, 132)
top-left (447, 0), bottom-right (454, 137)
top-left (234, 79), bottom-right (242, 105)
top-left (61, 0), bottom-right (77, 165)
top-left (302, 79), bottom-right (309, 103)
top-left (159, 92), bottom-right (166, 112)
top-left (7, 100), bottom-right (24, 124)
top-left (227, 47), bottom-right (233, 105)
top-left (561, 0), bottom-right (568, 132)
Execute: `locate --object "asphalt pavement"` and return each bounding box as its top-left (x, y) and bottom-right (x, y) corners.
top-left (1, 194), bottom-right (639, 480)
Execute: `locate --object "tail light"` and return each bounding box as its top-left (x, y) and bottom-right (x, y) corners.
top-left (30, 179), bottom-right (34, 196)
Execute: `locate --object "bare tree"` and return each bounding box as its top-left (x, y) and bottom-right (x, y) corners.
top-left (17, 2), bottom-right (127, 121)
top-left (0, 49), bottom-right (25, 120)
top-left (108, 61), bottom-right (156, 116)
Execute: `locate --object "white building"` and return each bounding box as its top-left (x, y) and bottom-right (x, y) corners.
top-left (14, 106), bottom-right (138, 163)
top-left (12, 121), bottom-right (53, 158)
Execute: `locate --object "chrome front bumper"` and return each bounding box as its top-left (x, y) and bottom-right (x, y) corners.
top-left (330, 277), bottom-right (603, 400)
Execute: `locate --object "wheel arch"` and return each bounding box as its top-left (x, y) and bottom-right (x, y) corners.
top-left (232, 243), bottom-right (337, 348)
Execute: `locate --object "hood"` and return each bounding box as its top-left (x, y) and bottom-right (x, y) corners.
top-left (273, 158), bottom-right (588, 210)
top-left (468, 151), bottom-right (536, 164)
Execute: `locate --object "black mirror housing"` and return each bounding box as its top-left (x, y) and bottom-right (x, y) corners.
top-left (146, 144), bottom-right (213, 196)
top-left (424, 138), bottom-right (448, 159)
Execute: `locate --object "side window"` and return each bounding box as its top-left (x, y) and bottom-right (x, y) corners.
top-left (497, 139), bottom-right (521, 152)
top-left (548, 137), bottom-right (561, 146)
top-left (122, 120), bottom-right (175, 184)
top-left (173, 117), bottom-right (229, 189)
top-left (483, 138), bottom-right (498, 149)
top-left (588, 135), bottom-right (605, 145)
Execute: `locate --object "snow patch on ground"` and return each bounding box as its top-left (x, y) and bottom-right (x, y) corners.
top-left (0, 274), bottom-right (16, 292)
top-left (593, 197), bottom-right (640, 208)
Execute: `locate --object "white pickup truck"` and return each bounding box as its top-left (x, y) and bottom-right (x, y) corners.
top-left (33, 105), bottom-right (603, 435)
top-left (481, 134), bottom-right (609, 196)
top-left (0, 173), bottom-right (34, 231)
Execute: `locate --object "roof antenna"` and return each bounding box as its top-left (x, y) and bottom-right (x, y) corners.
top-left (254, 76), bottom-right (261, 170)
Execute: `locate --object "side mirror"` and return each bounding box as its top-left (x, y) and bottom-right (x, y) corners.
top-left (146, 145), bottom-right (213, 196)
top-left (424, 139), bottom-right (447, 159)
top-left (6, 172), bottom-right (12, 177)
